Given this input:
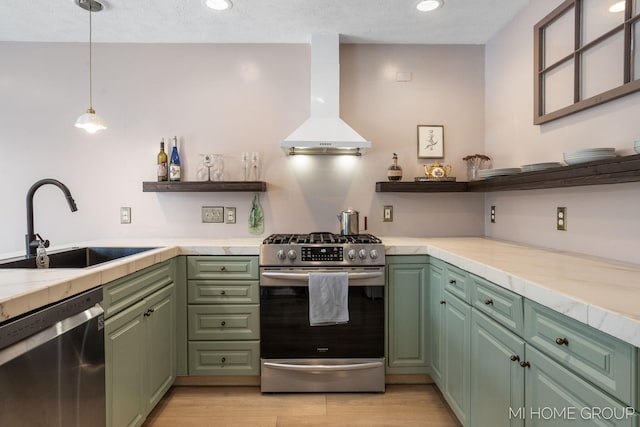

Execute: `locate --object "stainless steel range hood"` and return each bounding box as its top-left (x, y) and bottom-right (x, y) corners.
top-left (281, 34), bottom-right (371, 156)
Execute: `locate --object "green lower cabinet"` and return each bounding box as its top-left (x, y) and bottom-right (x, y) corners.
top-left (470, 310), bottom-right (525, 427)
top-left (105, 282), bottom-right (176, 427)
top-left (429, 259), bottom-right (445, 388)
top-left (386, 256), bottom-right (430, 374)
top-left (525, 346), bottom-right (636, 427)
top-left (443, 291), bottom-right (471, 426)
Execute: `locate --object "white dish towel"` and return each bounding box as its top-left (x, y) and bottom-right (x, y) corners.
top-left (308, 272), bottom-right (349, 326)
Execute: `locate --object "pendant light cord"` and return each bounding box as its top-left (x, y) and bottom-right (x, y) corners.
top-left (88, 0), bottom-right (93, 110)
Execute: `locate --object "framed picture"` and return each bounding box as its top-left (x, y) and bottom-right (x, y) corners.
top-left (417, 125), bottom-right (444, 158)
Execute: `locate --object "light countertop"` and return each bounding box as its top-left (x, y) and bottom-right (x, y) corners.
top-left (1, 237), bottom-right (639, 347)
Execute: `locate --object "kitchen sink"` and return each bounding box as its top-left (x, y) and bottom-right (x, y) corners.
top-left (0, 247), bottom-right (158, 269)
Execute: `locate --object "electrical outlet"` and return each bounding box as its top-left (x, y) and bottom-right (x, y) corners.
top-left (490, 206), bottom-right (496, 223)
top-left (225, 207), bottom-right (236, 224)
top-left (557, 207), bottom-right (567, 231)
top-left (120, 207), bottom-right (131, 224)
top-left (202, 206), bottom-right (224, 223)
top-left (383, 206), bottom-right (393, 222)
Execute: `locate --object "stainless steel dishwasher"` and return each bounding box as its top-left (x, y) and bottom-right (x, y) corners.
top-left (0, 287), bottom-right (105, 427)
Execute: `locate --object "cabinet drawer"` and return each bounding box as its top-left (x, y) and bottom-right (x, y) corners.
top-left (524, 300), bottom-right (635, 405)
top-left (102, 260), bottom-right (173, 319)
top-left (188, 305), bottom-right (259, 341)
top-left (444, 263), bottom-right (470, 303)
top-left (188, 341), bottom-right (260, 375)
top-left (188, 280), bottom-right (259, 304)
top-left (187, 256), bottom-right (258, 280)
top-left (470, 274), bottom-right (523, 335)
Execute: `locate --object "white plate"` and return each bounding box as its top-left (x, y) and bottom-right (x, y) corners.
top-left (521, 162), bottom-right (563, 172)
top-left (634, 141), bottom-right (640, 154)
top-left (563, 148), bottom-right (616, 157)
top-left (477, 168), bottom-right (521, 178)
top-left (563, 153), bottom-right (617, 165)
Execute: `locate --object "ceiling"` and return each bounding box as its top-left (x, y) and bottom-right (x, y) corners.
top-left (0, 0), bottom-right (530, 44)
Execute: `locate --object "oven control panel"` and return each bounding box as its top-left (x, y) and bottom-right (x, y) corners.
top-left (301, 246), bottom-right (343, 262)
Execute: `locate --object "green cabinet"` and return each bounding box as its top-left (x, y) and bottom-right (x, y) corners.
top-left (186, 256), bottom-right (260, 376)
top-left (429, 258), bottom-right (471, 425)
top-left (470, 309), bottom-right (525, 427)
top-left (104, 260), bottom-right (176, 427)
top-left (385, 256), bottom-right (430, 374)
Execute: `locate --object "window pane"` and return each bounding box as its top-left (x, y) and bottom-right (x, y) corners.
top-left (635, 22), bottom-right (640, 80)
top-left (544, 6), bottom-right (575, 67)
top-left (544, 60), bottom-right (574, 114)
top-left (583, 0), bottom-right (625, 45)
top-left (581, 31), bottom-right (624, 99)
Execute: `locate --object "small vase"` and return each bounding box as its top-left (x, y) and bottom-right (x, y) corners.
top-left (467, 164), bottom-right (479, 181)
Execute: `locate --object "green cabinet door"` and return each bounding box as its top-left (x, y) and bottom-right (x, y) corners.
top-left (144, 283), bottom-right (176, 413)
top-left (443, 291), bottom-right (471, 426)
top-left (429, 259), bottom-right (445, 388)
top-left (524, 345), bottom-right (635, 427)
top-left (470, 310), bottom-right (525, 427)
top-left (386, 256), bottom-right (430, 374)
top-left (105, 299), bottom-right (146, 427)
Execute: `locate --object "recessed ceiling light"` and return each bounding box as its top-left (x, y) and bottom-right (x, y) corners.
top-left (416, 0), bottom-right (443, 12)
top-left (609, 1), bottom-right (625, 12)
top-left (205, 0), bottom-right (233, 11)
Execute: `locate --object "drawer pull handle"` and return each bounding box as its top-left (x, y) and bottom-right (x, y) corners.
top-left (221, 321), bottom-right (226, 326)
top-left (555, 337), bottom-right (569, 346)
top-left (439, 300), bottom-right (446, 305)
top-left (221, 357), bottom-right (226, 363)
top-left (510, 355), bottom-right (520, 362)
top-left (520, 361), bottom-right (530, 368)
top-left (220, 266), bottom-right (226, 271)
top-left (484, 299), bottom-right (494, 305)
top-left (143, 308), bottom-right (155, 317)
top-left (448, 279), bottom-right (456, 284)
top-left (221, 290), bottom-right (226, 295)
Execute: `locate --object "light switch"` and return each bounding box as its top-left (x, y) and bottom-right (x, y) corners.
top-left (383, 206), bottom-right (393, 222)
top-left (202, 206), bottom-right (224, 223)
top-left (120, 207), bottom-right (131, 224)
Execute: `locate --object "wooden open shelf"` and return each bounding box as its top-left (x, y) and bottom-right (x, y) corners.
top-left (143, 181), bottom-right (267, 192)
top-left (376, 154), bottom-right (640, 193)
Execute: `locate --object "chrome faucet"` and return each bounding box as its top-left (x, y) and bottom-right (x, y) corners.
top-left (25, 179), bottom-right (78, 258)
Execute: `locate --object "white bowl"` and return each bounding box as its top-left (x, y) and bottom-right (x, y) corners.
top-left (634, 141), bottom-right (640, 154)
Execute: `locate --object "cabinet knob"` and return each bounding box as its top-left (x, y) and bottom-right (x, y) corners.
top-left (520, 361), bottom-right (530, 368)
top-left (448, 279), bottom-right (456, 284)
top-left (220, 290), bottom-right (226, 295)
top-left (221, 357), bottom-right (226, 363)
top-left (555, 337), bottom-right (569, 346)
top-left (220, 266), bottom-right (226, 271)
top-left (439, 300), bottom-right (446, 305)
top-left (484, 299), bottom-right (494, 305)
top-left (221, 321), bottom-right (226, 326)
top-left (510, 355), bottom-right (520, 362)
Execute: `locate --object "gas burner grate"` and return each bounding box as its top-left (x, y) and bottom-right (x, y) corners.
top-left (262, 233), bottom-right (382, 245)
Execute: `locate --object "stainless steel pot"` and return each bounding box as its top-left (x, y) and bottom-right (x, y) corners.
top-left (338, 209), bottom-right (359, 235)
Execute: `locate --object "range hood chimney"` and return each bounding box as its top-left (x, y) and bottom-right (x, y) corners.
top-left (281, 34), bottom-right (371, 156)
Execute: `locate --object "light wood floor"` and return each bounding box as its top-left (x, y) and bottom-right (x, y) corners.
top-left (143, 384), bottom-right (460, 427)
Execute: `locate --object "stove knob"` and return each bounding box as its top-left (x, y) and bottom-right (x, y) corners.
top-left (277, 249), bottom-right (286, 260)
top-left (347, 249), bottom-right (356, 260)
top-left (370, 249), bottom-right (379, 259)
top-left (287, 250), bottom-right (297, 260)
top-left (358, 249), bottom-right (367, 260)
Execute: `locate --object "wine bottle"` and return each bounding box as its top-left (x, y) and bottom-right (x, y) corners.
top-left (387, 153), bottom-right (403, 181)
top-left (157, 138), bottom-right (168, 182)
top-left (169, 136), bottom-right (181, 181)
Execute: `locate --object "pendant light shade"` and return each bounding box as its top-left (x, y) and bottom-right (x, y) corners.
top-left (75, 0), bottom-right (106, 133)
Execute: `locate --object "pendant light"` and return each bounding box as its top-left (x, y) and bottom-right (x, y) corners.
top-left (75, 0), bottom-right (107, 134)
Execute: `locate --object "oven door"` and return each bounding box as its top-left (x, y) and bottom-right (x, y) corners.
top-left (259, 267), bottom-right (385, 359)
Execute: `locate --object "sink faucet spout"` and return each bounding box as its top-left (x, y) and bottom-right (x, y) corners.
top-left (25, 179), bottom-right (78, 258)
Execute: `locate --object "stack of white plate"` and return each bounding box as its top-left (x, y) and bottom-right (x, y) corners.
top-left (634, 141), bottom-right (640, 154)
top-left (521, 162), bottom-right (563, 172)
top-left (477, 168), bottom-right (521, 178)
top-left (563, 148), bottom-right (616, 165)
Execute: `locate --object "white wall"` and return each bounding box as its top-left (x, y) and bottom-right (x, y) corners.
top-left (0, 42), bottom-right (485, 255)
top-left (484, 1), bottom-right (640, 264)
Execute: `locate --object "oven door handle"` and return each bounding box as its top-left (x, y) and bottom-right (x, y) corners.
top-left (263, 361), bottom-right (384, 372)
top-left (260, 271), bottom-right (383, 281)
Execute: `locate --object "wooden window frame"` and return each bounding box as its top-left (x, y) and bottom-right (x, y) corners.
top-left (534, 0), bottom-right (640, 125)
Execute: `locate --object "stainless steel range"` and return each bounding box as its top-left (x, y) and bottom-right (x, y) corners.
top-left (259, 232), bottom-right (385, 393)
